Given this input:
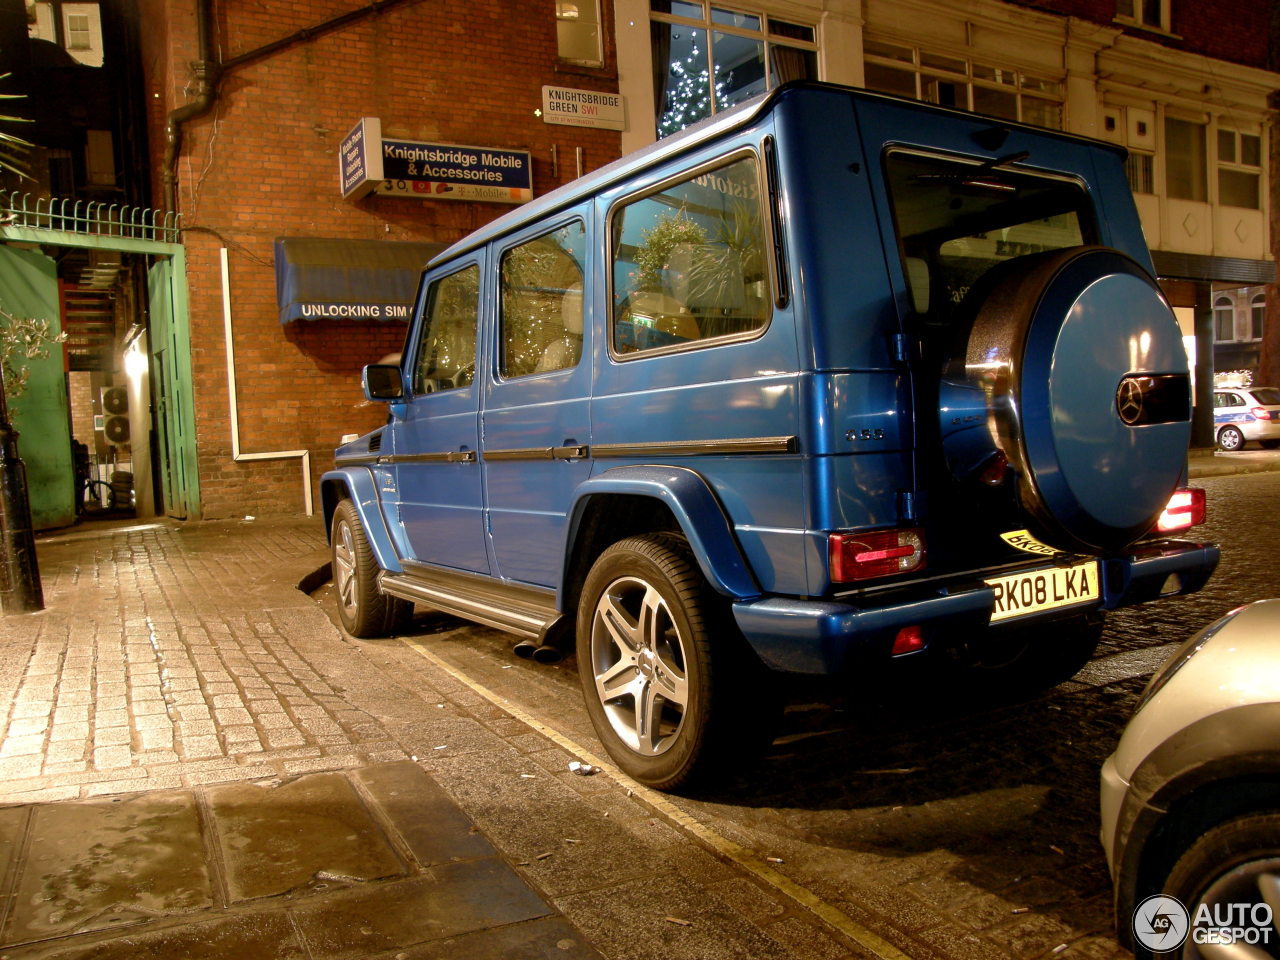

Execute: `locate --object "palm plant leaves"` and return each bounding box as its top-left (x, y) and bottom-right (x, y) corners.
top-left (0, 73), bottom-right (33, 179)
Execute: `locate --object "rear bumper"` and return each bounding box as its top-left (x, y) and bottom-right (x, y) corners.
top-left (733, 538), bottom-right (1219, 674)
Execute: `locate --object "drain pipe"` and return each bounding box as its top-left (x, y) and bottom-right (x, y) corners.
top-left (162, 0), bottom-right (218, 214)
top-left (220, 248), bottom-right (313, 515)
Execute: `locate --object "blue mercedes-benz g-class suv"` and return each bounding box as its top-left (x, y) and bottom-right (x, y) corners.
top-left (323, 81), bottom-right (1218, 790)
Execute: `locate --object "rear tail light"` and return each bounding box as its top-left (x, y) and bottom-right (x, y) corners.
top-left (829, 528), bottom-right (925, 582)
top-left (1253, 407), bottom-right (1272, 421)
top-left (1156, 488), bottom-right (1206, 534)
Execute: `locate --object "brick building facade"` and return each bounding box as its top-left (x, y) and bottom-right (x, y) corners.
top-left (137, 0), bottom-right (621, 517)
top-left (88, 0), bottom-right (1279, 516)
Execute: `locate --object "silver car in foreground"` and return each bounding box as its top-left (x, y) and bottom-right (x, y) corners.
top-left (1102, 600), bottom-right (1280, 957)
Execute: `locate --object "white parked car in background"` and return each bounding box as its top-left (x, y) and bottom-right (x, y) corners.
top-left (1213, 387), bottom-right (1280, 451)
top-left (1101, 600), bottom-right (1280, 957)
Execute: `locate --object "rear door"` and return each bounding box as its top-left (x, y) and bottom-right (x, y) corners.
top-left (388, 259), bottom-right (490, 573)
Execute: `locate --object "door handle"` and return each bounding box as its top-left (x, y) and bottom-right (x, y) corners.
top-left (551, 444), bottom-right (588, 460)
top-left (446, 449), bottom-right (477, 463)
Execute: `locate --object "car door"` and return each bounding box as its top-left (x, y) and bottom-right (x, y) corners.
top-left (387, 258), bottom-right (490, 573)
top-left (482, 216), bottom-right (592, 587)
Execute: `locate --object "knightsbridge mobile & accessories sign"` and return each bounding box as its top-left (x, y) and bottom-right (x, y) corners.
top-left (378, 140), bottom-right (532, 204)
top-left (338, 118), bottom-right (532, 205)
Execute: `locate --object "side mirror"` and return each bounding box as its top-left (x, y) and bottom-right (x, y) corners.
top-left (362, 363), bottom-right (404, 402)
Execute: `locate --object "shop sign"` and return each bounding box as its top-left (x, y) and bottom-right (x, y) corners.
top-left (376, 140), bottom-right (533, 204)
top-left (339, 117), bottom-right (383, 200)
top-left (340, 121), bottom-right (532, 205)
top-left (541, 85), bottom-right (625, 131)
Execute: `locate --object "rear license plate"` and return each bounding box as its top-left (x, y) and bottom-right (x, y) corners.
top-left (986, 560), bottom-right (1100, 623)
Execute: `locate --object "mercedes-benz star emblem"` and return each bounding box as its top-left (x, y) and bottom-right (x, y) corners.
top-left (1117, 378), bottom-right (1145, 425)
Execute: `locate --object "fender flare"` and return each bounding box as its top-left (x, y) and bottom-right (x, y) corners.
top-left (562, 464), bottom-right (761, 603)
top-left (319, 467), bottom-right (404, 575)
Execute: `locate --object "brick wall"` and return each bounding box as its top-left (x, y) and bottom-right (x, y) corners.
top-left (136, 0), bottom-right (621, 518)
top-left (1003, 0), bottom-right (1272, 69)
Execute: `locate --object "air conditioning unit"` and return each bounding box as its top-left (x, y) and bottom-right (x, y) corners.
top-left (99, 386), bottom-right (129, 446)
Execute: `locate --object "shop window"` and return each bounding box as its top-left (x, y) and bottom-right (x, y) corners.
top-left (1165, 117), bottom-right (1207, 202)
top-left (651, 2), bottom-right (817, 138)
top-left (1213, 296), bottom-right (1234, 342)
top-left (862, 40), bottom-right (1063, 130)
top-left (1125, 153), bottom-right (1155, 194)
top-left (1217, 129), bottom-right (1262, 210)
top-left (1251, 293), bottom-right (1266, 341)
top-left (557, 0), bottom-right (603, 66)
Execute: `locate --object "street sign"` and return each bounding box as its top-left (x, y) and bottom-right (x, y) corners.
top-left (541, 85), bottom-right (625, 131)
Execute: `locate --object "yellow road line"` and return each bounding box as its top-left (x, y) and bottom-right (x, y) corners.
top-left (401, 637), bottom-right (914, 960)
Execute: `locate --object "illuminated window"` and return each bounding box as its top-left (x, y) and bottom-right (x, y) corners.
top-left (650, 2), bottom-right (817, 138)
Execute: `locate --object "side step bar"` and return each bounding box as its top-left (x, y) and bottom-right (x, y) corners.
top-left (379, 569), bottom-right (563, 641)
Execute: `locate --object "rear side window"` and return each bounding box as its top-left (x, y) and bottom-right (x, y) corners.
top-left (610, 154), bottom-right (771, 356)
top-left (500, 221), bottom-right (587, 378)
top-left (1251, 388), bottom-right (1280, 406)
top-left (413, 265), bottom-right (479, 393)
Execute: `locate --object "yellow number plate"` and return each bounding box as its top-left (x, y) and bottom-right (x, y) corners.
top-left (986, 560), bottom-right (1100, 623)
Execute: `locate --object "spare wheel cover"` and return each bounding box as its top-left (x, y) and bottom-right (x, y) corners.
top-left (963, 247), bottom-right (1190, 553)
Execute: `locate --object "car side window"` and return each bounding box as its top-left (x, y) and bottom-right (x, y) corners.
top-left (610, 154), bottom-right (771, 356)
top-left (1218, 392), bottom-right (1243, 407)
top-left (500, 221), bottom-right (587, 378)
top-left (413, 265), bottom-right (479, 394)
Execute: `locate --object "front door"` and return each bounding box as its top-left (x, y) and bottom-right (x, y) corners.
top-left (388, 260), bottom-right (490, 574)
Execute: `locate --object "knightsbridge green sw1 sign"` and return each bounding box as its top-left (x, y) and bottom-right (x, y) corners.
top-left (339, 118), bottom-right (533, 205)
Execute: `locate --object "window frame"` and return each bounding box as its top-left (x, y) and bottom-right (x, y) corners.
top-left (1216, 127), bottom-right (1263, 211)
top-left (1114, 0), bottom-right (1172, 33)
top-left (556, 0), bottom-right (604, 67)
top-left (410, 262), bottom-right (482, 396)
top-left (649, 2), bottom-right (818, 136)
top-left (606, 146), bottom-right (776, 362)
top-left (496, 217), bottom-right (590, 382)
top-left (862, 39), bottom-right (1064, 130)
top-left (1213, 295), bottom-right (1235, 343)
top-left (1250, 293), bottom-right (1265, 342)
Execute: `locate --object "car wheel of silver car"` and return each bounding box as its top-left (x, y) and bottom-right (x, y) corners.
top-left (1157, 813), bottom-right (1280, 960)
top-left (576, 533), bottom-right (768, 791)
top-left (331, 498), bottom-right (411, 639)
top-left (1217, 425), bottom-right (1246, 452)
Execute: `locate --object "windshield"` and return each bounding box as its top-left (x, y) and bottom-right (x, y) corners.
top-left (885, 151), bottom-right (1095, 326)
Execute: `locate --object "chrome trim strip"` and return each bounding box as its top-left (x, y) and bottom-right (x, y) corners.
top-left (593, 436), bottom-right (797, 458)
top-left (334, 454), bottom-right (378, 466)
top-left (376, 451), bottom-right (476, 464)
top-left (483, 447), bottom-right (554, 461)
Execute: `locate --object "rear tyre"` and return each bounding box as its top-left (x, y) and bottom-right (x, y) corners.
top-left (967, 611), bottom-right (1104, 693)
top-left (577, 533), bottom-right (773, 791)
top-left (1217, 425), bottom-right (1246, 452)
top-left (331, 498), bottom-right (411, 638)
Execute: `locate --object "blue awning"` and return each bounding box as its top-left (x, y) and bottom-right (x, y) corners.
top-left (274, 237), bottom-right (445, 324)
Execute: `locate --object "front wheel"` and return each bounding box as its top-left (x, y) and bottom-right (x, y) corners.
top-left (1146, 813), bottom-right (1280, 959)
top-left (576, 533), bottom-right (770, 791)
top-left (1218, 425), bottom-right (1246, 452)
top-left (331, 498), bottom-right (411, 638)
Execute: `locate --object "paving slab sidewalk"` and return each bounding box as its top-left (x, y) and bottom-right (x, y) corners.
top-left (0, 517), bottom-right (870, 960)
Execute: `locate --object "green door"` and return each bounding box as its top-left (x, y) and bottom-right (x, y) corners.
top-left (148, 256), bottom-right (199, 519)
top-left (0, 246), bottom-right (74, 530)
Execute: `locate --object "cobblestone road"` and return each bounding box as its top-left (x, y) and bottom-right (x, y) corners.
top-left (337, 470), bottom-right (1276, 960)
